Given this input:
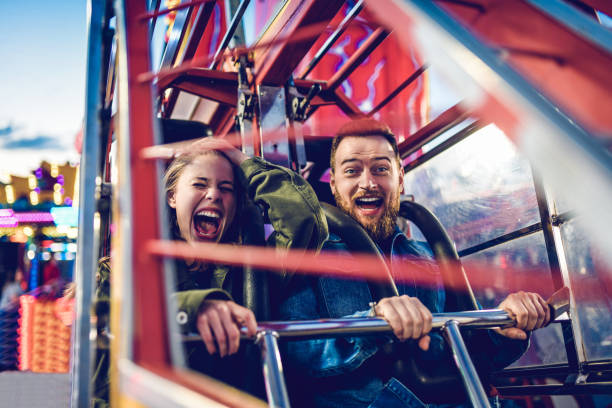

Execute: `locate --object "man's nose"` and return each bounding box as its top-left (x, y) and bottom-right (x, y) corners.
top-left (358, 171), bottom-right (377, 190)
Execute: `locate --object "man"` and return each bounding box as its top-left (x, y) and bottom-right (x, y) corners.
top-left (278, 118), bottom-right (550, 408)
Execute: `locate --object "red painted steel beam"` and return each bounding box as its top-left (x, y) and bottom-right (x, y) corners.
top-left (211, 105), bottom-right (237, 137)
top-left (368, 65), bottom-right (427, 116)
top-left (326, 27), bottom-right (390, 91)
top-left (138, 0), bottom-right (214, 21)
top-left (146, 239), bottom-right (570, 295)
top-left (159, 68), bottom-right (239, 106)
top-left (123, 0), bottom-right (170, 366)
top-left (333, 87), bottom-right (365, 118)
top-left (398, 103), bottom-right (467, 158)
top-left (433, 0), bottom-right (612, 135)
top-left (253, 0), bottom-right (345, 86)
top-left (164, 1), bottom-right (217, 115)
top-left (141, 363), bottom-right (267, 408)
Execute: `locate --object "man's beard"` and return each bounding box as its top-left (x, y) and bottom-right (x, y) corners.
top-left (333, 188), bottom-right (400, 242)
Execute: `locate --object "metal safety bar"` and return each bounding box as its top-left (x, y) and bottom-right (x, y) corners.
top-left (250, 309), bottom-right (515, 408)
top-left (183, 309), bottom-right (518, 407)
top-left (180, 286), bottom-right (569, 407)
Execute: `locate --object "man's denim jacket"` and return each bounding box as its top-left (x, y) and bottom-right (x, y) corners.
top-left (277, 227), bottom-right (528, 408)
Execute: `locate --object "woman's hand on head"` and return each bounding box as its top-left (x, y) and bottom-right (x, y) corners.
top-left (186, 137), bottom-right (249, 166)
top-left (196, 299), bottom-right (257, 357)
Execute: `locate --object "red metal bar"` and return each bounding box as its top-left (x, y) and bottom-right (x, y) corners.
top-left (163, 1), bottom-right (217, 115)
top-left (158, 69), bottom-right (238, 106)
top-left (123, 0), bottom-right (170, 366)
top-left (146, 239), bottom-right (569, 295)
top-left (138, 0), bottom-right (214, 21)
top-left (326, 27), bottom-right (390, 91)
top-left (139, 20), bottom-right (338, 85)
top-left (398, 103), bottom-right (467, 158)
top-left (181, 1), bottom-right (217, 62)
top-left (140, 363), bottom-right (267, 408)
top-left (368, 65), bottom-right (427, 116)
top-left (210, 105), bottom-right (236, 136)
top-left (433, 0), bottom-right (612, 134)
top-left (333, 88), bottom-right (365, 118)
top-left (254, 0), bottom-right (345, 86)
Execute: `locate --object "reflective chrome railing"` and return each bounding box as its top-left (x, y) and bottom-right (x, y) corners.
top-left (182, 288), bottom-right (569, 408)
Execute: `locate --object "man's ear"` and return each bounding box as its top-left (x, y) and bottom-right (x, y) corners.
top-left (329, 171), bottom-right (336, 192)
top-left (398, 165), bottom-right (405, 195)
top-left (167, 191), bottom-right (176, 208)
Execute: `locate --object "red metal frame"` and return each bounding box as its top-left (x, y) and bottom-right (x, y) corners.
top-left (138, 0), bottom-right (213, 21)
top-left (116, 0), bottom-right (612, 404)
top-left (124, 0), bottom-right (169, 367)
top-left (398, 103), bottom-right (467, 158)
top-left (253, 0), bottom-right (345, 86)
top-left (433, 0), bottom-right (612, 135)
top-left (326, 27), bottom-right (389, 91)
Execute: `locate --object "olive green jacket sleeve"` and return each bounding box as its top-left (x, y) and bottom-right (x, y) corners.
top-left (173, 287), bottom-right (231, 333)
top-left (240, 156), bottom-right (328, 252)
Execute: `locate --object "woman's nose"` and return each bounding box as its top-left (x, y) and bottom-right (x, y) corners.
top-left (205, 187), bottom-right (221, 201)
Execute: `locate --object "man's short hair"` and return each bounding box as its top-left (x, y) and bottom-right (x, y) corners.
top-left (330, 118), bottom-right (401, 172)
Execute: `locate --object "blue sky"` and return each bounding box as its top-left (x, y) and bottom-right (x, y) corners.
top-left (0, 0), bottom-right (86, 178)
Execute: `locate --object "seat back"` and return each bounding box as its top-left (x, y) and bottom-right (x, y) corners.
top-left (399, 200), bottom-right (478, 312)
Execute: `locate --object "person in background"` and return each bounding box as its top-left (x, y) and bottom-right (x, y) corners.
top-left (0, 267), bottom-right (24, 310)
top-left (42, 257), bottom-right (61, 285)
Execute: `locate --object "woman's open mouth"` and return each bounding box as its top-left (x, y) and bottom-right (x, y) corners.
top-left (193, 209), bottom-right (222, 240)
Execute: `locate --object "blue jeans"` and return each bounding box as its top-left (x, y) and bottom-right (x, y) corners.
top-left (368, 378), bottom-right (501, 408)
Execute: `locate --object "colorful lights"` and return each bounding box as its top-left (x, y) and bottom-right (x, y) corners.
top-left (29, 191), bottom-right (39, 205)
top-left (15, 212), bottom-right (54, 223)
top-left (50, 164), bottom-right (59, 178)
top-left (54, 191), bottom-right (62, 205)
top-left (23, 226), bottom-right (33, 237)
top-left (0, 209), bottom-right (14, 217)
top-left (0, 210), bottom-right (56, 228)
top-left (5, 185), bottom-right (15, 204)
top-left (28, 175), bottom-right (37, 190)
top-left (50, 207), bottom-right (78, 227)
top-left (0, 218), bottom-right (18, 228)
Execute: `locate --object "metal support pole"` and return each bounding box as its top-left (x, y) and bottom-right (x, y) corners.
top-left (299, 0), bottom-right (364, 79)
top-left (442, 320), bottom-right (491, 408)
top-left (71, 0), bottom-right (105, 406)
top-left (256, 331), bottom-right (291, 408)
top-left (210, 0), bottom-right (252, 69)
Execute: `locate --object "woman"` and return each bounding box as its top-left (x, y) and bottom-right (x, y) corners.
top-left (164, 137), bottom-right (327, 358)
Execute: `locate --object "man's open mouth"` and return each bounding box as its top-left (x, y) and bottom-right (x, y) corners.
top-left (354, 196), bottom-right (383, 211)
top-left (193, 210), bottom-right (222, 239)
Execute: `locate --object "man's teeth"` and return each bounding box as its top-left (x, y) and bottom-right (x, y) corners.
top-left (358, 197), bottom-right (380, 203)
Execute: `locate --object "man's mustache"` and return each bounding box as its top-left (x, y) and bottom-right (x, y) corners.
top-left (351, 189), bottom-right (384, 201)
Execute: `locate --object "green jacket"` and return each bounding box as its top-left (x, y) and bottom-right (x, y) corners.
top-left (173, 156), bottom-right (328, 333)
